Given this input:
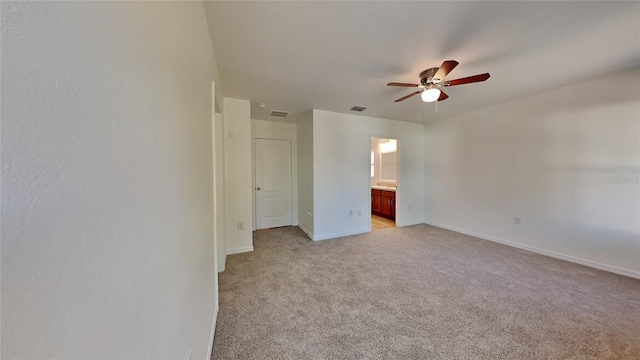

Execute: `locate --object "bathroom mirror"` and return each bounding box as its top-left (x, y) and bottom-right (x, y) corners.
top-left (380, 151), bottom-right (397, 181)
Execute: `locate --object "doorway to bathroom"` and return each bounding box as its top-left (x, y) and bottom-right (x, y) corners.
top-left (370, 137), bottom-right (398, 230)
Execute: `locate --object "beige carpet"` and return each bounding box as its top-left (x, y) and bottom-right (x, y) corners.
top-left (212, 225), bottom-right (640, 359)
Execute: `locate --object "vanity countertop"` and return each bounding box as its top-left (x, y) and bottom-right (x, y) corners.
top-left (371, 185), bottom-right (396, 192)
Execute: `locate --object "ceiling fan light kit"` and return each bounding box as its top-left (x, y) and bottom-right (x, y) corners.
top-left (387, 60), bottom-right (490, 104)
top-left (421, 88), bottom-right (441, 102)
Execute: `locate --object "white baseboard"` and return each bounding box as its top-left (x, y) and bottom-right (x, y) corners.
top-left (397, 219), bottom-right (424, 227)
top-left (313, 228), bottom-right (369, 241)
top-left (206, 304), bottom-right (218, 359)
top-left (225, 246), bottom-right (253, 255)
top-left (298, 224), bottom-right (313, 240)
top-left (423, 220), bottom-right (640, 280)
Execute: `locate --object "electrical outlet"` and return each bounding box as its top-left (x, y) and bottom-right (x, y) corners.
top-left (348, 210), bottom-right (353, 217)
top-left (514, 216), bottom-right (522, 225)
top-left (237, 221), bottom-right (244, 230)
top-left (407, 205), bottom-right (412, 211)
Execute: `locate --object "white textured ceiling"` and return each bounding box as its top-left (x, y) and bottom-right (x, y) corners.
top-left (203, 1), bottom-right (639, 123)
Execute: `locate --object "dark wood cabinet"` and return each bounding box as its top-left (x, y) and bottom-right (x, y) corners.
top-left (371, 189), bottom-right (382, 213)
top-left (381, 192), bottom-right (393, 217)
top-left (372, 189), bottom-right (395, 220)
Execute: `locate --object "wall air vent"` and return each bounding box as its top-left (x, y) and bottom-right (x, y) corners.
top-left (350, 105), bottom-right (368, 112)
top-left (270, 110), bottom-right (289, 118)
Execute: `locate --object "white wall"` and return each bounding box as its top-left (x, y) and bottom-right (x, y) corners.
top-left (297, 111), bottom-right (315, 237)
top-left (312, 110), bottom-right (425, 240)
top-left (202, 7), bottom-right (224, 115)
top-left (251, 120), bottom-right (298, 229)
top-left (371, 138), bottom-right (382, 187)
top-left (223, 98), bottom-right (254, 254)
top-left (1, 1), bottom-right (220, 358)
top-left (424, 68), bottom-right (640, 278)
top-left (214, 113), bottom-right (226, 272)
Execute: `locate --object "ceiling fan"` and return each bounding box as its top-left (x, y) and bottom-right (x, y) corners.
top-left (387, 60), bottom-right (490, 103)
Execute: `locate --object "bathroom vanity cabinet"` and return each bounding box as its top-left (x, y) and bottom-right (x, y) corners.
top-left (371, 189), bottom-right (395, 220)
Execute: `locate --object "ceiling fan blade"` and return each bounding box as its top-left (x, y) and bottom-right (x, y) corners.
top-left (394, 91), bottom-right (420, 102)
top-left (433, 60), bottom-right (459, 81)
top-left (387, 82), bottom-right (419, 87)
top-left (445, 73), bottom-right (490, 87)
top-left (438, 91), bottom-right (449, 101)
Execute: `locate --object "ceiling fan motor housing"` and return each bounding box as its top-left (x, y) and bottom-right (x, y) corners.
top-left (419, 67), bottom-right (439, 85)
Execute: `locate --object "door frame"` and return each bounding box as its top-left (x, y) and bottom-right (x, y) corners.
top-left (252, 137), bottom-right (295, 230)
top-left (369, 136), bottom-right (400, 231)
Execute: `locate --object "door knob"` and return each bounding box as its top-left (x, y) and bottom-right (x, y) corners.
top-left (256, 187), bottom-right (261, 191)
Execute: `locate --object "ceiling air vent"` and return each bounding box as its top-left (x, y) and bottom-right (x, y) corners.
top-left (270, 110), bottom-right (289, 118)
top-left (350, 105), bottom-right (368, 112)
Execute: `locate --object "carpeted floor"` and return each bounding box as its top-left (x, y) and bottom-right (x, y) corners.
top-left (211, 225), bottom-right (640, 359)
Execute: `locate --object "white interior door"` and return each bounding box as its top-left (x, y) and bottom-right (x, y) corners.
top-left (255, 139), bottom-right (292, 229)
